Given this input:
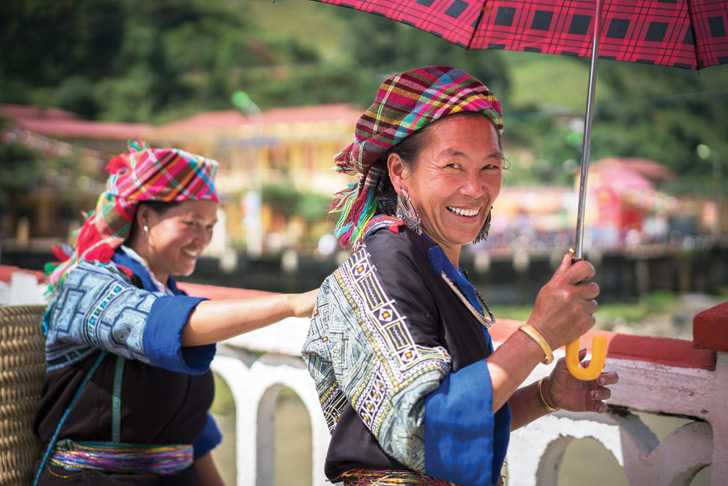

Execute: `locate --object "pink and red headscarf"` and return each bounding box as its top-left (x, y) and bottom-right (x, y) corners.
top-left (47, 142), bottom-right (219, 292)
top-left (329, 66), bottom-right (503, 248)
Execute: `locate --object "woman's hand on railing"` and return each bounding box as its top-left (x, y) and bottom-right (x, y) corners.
top-left (544, 349), bottom-right (619, 414)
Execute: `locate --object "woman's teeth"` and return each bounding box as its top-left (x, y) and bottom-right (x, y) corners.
top-left (447, 207), bottom-right (479, 217)
top-left (182, 249), bottom-right (201, 258)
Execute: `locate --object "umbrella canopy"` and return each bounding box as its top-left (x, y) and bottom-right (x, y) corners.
top-left (314, 0), bottom-right (728, 70)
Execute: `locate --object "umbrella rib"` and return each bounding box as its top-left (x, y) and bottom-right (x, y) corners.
top-left (468, 1), bottom-right (491, 49)
top-left (684, 0), bottom-right (700, 68)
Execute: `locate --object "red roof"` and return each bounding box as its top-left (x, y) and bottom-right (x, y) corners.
top-left (0, 104), bottom-right (80, 121)
top-left (154, 104), bottom-right (361, 131)
top-left (14, 118), bottom-right (151, 141)
top-left (0, 265), bottom-right (45, 284)
top-left (591, 157), bottom-right (674, 183)
top-left (262, 104), bottom-right (362, 124)
top-left (2, 103), bottom-right (150, 141)
top-left (3, 103), bottom-right (362, 141)
top-left (154, 110), bottom-right (250, 131)
top-left (176, 282), bottom-right (272, 300)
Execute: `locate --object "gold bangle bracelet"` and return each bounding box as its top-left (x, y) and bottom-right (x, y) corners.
top-left (538, 378), bottom-right (559, 412)
top-left (518, 324), bottom-right (554, 364)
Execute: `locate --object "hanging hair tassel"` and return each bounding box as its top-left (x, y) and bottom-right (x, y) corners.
top-left (128, 140), bottom-right (150, 152)
top-left (349, 189), bottom-right (377, 247)
top-left (329, 178), bottom-right (382, 249)
top-left (329, 184), bottom-right (358, 247)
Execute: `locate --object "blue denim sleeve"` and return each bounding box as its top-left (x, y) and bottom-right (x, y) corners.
top-left (144, 295), bottom-right (216, 375)
top-left (193, 413), bottom-right (223, 459)
top-left (425, 358), bottom-right (502, 486)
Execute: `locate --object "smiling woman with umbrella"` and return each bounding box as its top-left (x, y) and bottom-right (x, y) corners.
top-left (310, 0), bottom-right (728, 380)
top-left (302, 66), bottom-right (619, 486)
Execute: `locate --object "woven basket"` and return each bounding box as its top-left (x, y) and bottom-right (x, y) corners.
top-left (0, 305), bottom-right (46, 486)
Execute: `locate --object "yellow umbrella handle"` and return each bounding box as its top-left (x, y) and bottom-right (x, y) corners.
top-left (565, 336), bottom-right (608, 380)
top-left (565, 249), bottom-right (607, 380)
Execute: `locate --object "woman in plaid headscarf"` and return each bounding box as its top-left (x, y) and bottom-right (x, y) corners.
top-left (302, 66), bottom-right (618, 485)
top-left (33, 143), bottom-right (318, 485)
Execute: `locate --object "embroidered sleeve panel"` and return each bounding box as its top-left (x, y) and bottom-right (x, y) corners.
top-left (302, 279), bottom-right (346, 432)
top-left (303, 245), bottom-right (451, 471)
top-left (45, 261), bottom-right (164, 371)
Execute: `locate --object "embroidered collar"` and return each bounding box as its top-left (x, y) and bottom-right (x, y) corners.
top-left (362, 215), bottom-right (406, 242)
top-left (426, 239), bottom-right (495, 329)
top-left (114, 247), bottom-right (180, 295)
top-left (440, 271), bottom-right (495, 330)
top-left (363, 219), bottom-right (496, 329)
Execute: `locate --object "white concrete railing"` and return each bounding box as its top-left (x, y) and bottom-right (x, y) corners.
top-left (507, 348), bottom-right (722, 486)
top-left (214, 318), bottom-right (725, 486)
top-left (2, 268), bottom-right (724, 485)
top-left (0, 268), bottom-right (46, 305)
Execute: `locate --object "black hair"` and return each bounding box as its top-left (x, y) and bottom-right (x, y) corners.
top-left (125, 200), bottom-right (185, 242)
top-left (138, 200), bottom-right (184, 215)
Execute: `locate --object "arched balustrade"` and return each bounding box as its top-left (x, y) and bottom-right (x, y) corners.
top-left (2, 266), bottom-right (725, 485)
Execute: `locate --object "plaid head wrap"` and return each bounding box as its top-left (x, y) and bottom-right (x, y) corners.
top-left (47, 141), bottom-right (219, 294)
top-left (329, 66), bottom-right (504, 248)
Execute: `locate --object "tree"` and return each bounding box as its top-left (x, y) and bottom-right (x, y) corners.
top-left (333, 8), bottom-right (511, 106)
top-left (0, 0), bottom-right (265, 122)
top-left (0, 124), bottom-right (45, 237)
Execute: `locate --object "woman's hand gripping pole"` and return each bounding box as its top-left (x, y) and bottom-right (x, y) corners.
top-left (565, 248), bottom-right (607, 380)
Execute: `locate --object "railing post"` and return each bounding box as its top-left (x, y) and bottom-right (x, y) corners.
top-left (693, 302), bottom-right (728, 485)
top-left (708, 353), bottom-right (728, 485)
top-left (0, 268), bottom-right (46, 305)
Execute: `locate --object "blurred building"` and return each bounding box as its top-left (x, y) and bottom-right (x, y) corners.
top-left (3, 103), bottom-right (718, 258)
top-left (485, 157), bottom-right (682, 253)
top-left (145, 104), bottom-right (361, 255)
top-left (1, 103), bottom-right (361, 255)
top-left (586, 157), bottom-right (677, 247)
top-left (0, 104), bottom-right (149, 241)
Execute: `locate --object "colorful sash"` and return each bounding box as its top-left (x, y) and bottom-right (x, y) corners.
top-left (338, 468), bottom-right (459, 486)
top-left (49, 439), bottom-right (193, 475)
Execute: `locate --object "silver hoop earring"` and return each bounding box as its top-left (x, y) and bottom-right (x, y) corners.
top-left (473, 207), bottom-right (492, 244)
top-left (143, 225), bottom-right (149, 239)
top-left (396, 189), bottom-right (422, 235)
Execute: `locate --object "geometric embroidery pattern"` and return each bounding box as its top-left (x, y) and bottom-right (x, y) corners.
top-left (46, 262), bottom-right (162, 372)
top-left (302, 244), bottom-right (451, 470)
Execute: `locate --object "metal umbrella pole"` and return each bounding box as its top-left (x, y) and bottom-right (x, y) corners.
top-left (565, 0), bottom-right (608, 381)
top-left (573, 0), bottom-right (603, 261)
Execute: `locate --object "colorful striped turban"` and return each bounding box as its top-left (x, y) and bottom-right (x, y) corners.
top-left (329, 66), bottom-right (503, 248)
top-left (47, 142), bottom-right (219, 293)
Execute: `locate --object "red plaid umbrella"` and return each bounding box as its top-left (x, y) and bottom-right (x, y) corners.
top-left (314, 0), bottom-right (728, 69)
top-left (311, 0), bottom-right (728, 380)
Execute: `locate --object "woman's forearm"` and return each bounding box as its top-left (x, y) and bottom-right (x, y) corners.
top-left (182, 289), bottom-right (318, 347)
top-left (507, 382), bottom-right (551, 430)
top-left (486, 329), bottom-right (548, 412)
